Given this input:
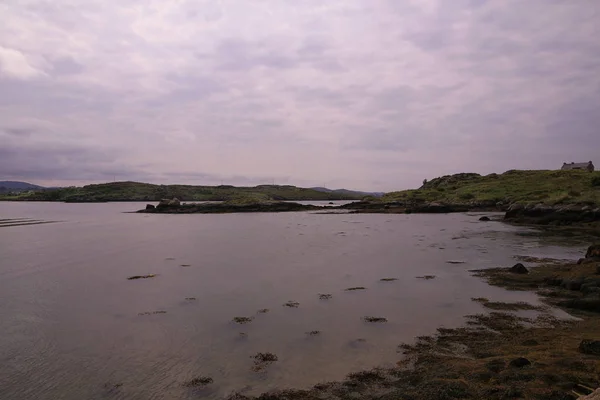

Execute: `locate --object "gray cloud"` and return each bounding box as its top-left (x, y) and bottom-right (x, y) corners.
top-left (0, 0), bottom-right (599, 191)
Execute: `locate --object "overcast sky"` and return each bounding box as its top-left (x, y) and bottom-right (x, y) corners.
top-left (1, 0), bottom-right (599, 191)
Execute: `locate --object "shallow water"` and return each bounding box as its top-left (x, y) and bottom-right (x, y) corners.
top-left (0, 202), bottom-right (586, 400)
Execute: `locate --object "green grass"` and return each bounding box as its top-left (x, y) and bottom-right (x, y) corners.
top-left (0, 181), bottom-right (362, 202)
top-left (383, 170), bottom-right (600, 206)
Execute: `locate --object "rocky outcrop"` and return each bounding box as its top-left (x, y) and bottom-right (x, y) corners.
top-left (139, 200), bottom-right (321, 214)
top-left (586, 244), bottom-right (600, 259)
top-left (504, 203), bottom-right (600, 225)
top-left (340, 200), bottom-right (499, 214)
top-left (509, 263), bottom-right (529, 274)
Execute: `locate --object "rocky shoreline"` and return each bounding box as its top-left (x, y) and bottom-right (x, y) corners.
top-left (138, 198), bottom-right (323, 213)
top-left (226, 244), bottom-right (600, 400)
top-left (139, 198), bottom-right (600, 232)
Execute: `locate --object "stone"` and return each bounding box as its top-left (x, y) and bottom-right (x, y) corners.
top-left (509, 357), bottom-right (531, 368)
top-left (168, 197), bottom-right (181, 206)
top-left (145, 204), bottom-right (155, 210)
top-left (479, 216), bottom-right (491, 221)
top-left (508, 263), bottom-right (528, 274)
top-left (586, 244), bottom-right (600, 259)
top-left (579, 340), bottom-right (600, 355)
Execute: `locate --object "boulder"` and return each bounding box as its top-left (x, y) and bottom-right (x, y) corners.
top-left (168, 197), bottom-right (181, 206)
top-left (145, 204), bottom-right (155, 210)
top-left (479, 216), bottom-right (491, 221)
top-left (509, 357), bottom-right (531, 368)
top-left (508, 263), bottom-right (528, 274)
top-left (586, 244), bottom-right (600, 259)
top-left (579, 340), bottom-right (600, 355)
top-left (158, 199), bottom-right (171, 207)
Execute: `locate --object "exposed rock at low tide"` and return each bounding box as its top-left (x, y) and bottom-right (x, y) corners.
top-left (504, 203), bottom-right (600, 226)
top-left (127, 274), bottom-right (156, 280)
top-left (508, 263), bottom-right (528, 274)
top-left (139, 200), bottom-right (321, 214)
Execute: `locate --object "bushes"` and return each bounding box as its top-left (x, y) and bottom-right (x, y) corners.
top-left (592, 176), bottom-right (600, 187)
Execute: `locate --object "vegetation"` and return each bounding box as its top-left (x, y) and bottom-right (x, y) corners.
top-left (383, 170), bottom-right (600, 206)
top-left (0, 181), bottom-right (363, 202)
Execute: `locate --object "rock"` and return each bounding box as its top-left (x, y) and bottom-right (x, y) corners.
top-left (479, 216), bottom-right (491, 221)
top-left (509, 357), bottom-right (531, 368)
top-left (158, 198), bottom-right (171, 207)
top-left (508, 263), bottom-right (528, 274)
top-left (586, 244), bottom-right (600, 259)
top-left (145, 204), bottom-right (155, 210)
top-left (168, 197), bottom-right (180, 206)
top-left (579, 340), bottom-right (600, 355)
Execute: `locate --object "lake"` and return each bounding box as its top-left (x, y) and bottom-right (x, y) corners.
top-left (0, 202), bottom-right (585, 400)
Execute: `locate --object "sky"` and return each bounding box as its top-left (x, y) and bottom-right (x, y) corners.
top-left (1, 0), bottom-right (599, 192)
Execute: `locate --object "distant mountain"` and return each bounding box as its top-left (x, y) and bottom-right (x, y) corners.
top-left (0, 181), bottom-right (45, 192)
top-left (310, 187), bottom-right (385, 198)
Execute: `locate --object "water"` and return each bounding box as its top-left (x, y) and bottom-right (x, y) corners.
top-left (0, 202), bottom-right (586, 400)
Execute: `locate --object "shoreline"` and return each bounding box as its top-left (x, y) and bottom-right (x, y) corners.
top-left (228, 245), bottom-right (600, 400)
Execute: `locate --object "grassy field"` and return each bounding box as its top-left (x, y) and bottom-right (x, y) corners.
top-left (0, 181), bottom-right (362, 202)
top-left (383, 170), bottom-right (600, 206)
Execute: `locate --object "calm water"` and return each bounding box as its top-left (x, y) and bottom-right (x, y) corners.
top-left (0, 202), bottom-right (585, 400)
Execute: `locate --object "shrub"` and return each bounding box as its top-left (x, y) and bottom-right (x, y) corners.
top-left (592, 176), bottom-right (600, 187)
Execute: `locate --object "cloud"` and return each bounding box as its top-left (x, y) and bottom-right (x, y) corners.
top-left (0, 46), bottom-right (47, 79)
top-left (0, 0), bottom-right (599, 190)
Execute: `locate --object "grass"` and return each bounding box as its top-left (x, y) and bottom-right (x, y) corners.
top-left (383, 170), bottom-right (600, 206)
top-left (0, 181), bottom-right (362, 202)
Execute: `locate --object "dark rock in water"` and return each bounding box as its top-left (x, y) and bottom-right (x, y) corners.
top-left (479, 216), bottom-right (491, 221)
top-left (509, 263), bottom-right (528, 274)
top-left (257, 308), bottom-right (269, 314)
top-left (579, 340), bottom-right (600, 355)
top-left (251, 352), bottom-right (278, 371)
top-left (232, 316), bottom-right (254, 324)
top-left (127, 274), bottom-right (156, 280)
top-left (283, 300), bottom-right (300, 308)
top-left (363, 316), bottom-right (387, 323)
top-left (380, 278), bottom-right (398, 282)
top-left (509, 357), bottom-right (531, 368)
top-left (345, 287), bottom-right (366, 291)
top-left (138, 311), bottom-right (167, 316)
top-left (328, 202), bottom-right (334, 205)
top-left (145, 204), bottom-right (155, 210)
top-left (447, 260), bottom-right (466, 264)
top-left (318, 294), bottom-right (332, 300)
top-left (586, 244), bottom-right (600, 259)
top-left (305, 330), bottom-right (321, 336)
top-left (184, 376), bottom-right (213, 387)
top-left (416, 275), bottom-right (436, 280)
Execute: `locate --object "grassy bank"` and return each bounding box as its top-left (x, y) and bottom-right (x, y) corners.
top-left (0, 181), bottom-right (362, 202)
top-left (383, 170), bottom-right (600, 206)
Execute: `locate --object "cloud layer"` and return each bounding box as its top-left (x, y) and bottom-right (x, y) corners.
top-left (1, 0), bottom-right (599, 190)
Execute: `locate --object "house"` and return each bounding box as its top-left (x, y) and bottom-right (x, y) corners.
top-left (561, 161), bottom-right (595, 172)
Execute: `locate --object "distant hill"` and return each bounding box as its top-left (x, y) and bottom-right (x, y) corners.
top-left (383, 170), bottom-right (600, 205)
top-left (1, 181), bottom-right (364, 202)
top-left (310, 187), bottom-right (385, 198)
top-left (0, 181), bottom-right (45, 192)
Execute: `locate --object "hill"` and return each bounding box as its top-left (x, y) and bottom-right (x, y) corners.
top-left (0, 181), bottom-right (45, 192)
top-left (0, 181), bottom-right (363, 202)
top-left (383, 170), bottom-right (600, 206)
top-left (310, 187), bottom-right (385, 198)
